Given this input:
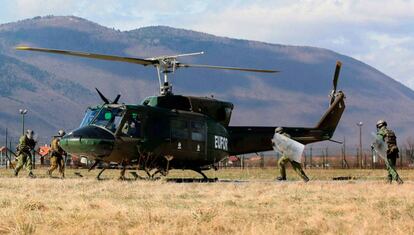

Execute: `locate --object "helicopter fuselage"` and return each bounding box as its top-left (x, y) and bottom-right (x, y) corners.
top-left (61, 87), bottom-right (345, 174)
top-left (61, 100), bottom-right (230, 171)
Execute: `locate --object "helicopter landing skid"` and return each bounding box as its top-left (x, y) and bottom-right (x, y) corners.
top-left (96, 167), bottom-right (107, 180)
top-left (143, 168), bottom-right (165, 180)
top-left (183, 169), bottom-right (217, 182)
top-left (166, 178), bottom-right (218, 183)
top-left (129, 171), bottom-right (146, 180)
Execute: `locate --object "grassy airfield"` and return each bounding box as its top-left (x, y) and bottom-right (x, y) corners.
top-left (0, 168), bottom-right (414, 235)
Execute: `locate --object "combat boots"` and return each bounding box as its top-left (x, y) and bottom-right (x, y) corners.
top-left (300, 170), bottom-right (310, 182)
top-left (28, 172), bottom-right (35, 178)
top-left (276, 176), bottom-right (286, 181)
top-left (397, 177), bottom-right (404, 185)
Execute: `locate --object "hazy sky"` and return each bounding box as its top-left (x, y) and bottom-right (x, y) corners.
top-left (1, 0), bottom-right (414, 89)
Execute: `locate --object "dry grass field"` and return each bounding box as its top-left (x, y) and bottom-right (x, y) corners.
top-left (1, 168), bottom-right (414, 235)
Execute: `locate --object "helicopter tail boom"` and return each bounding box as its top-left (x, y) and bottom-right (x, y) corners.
top-left (228, 61), bottom-right (346, 155)
top-left (227, 92), bottom-right (346, 155)
top-left (314, 91), bottom-right (345, 135)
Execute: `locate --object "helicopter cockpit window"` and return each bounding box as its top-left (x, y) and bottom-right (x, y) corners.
top-left (121, 112), bottom-right (142, 138)
top-left (92, 108), bottom-right (124, 133)
top-left (171, 120), bottom-right (189, 139)
top-left (191, 121), bottom-right (205, 141)
top-left (79, 108), bottom-right (99, 127)
top-left (225, 107), bottom-right (232, 120)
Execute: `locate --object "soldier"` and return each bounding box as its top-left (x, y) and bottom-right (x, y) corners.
top-left (14, 129), bottom-right (36, 178)
top-left (47, 129), bottom-right (67, 178)
top-left (375, 120), bottom-right (403, 184)
top-left (274, 127), bottom-right (309, 182)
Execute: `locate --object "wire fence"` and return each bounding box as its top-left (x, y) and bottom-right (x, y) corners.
top-left (219, 146), bottom-right (414, 169)
top-left (1, 135), bottom-right (414, 170)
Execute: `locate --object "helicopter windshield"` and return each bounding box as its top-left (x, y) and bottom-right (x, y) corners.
top-left (91, 107), bottom-right (125, 133)
top-left (79, 107), bottom-right (99, 128)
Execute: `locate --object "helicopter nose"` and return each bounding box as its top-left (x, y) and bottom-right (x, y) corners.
top-left (60, 125), bottom-right (115, 159)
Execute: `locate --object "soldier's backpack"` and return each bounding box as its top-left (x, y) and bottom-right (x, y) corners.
top-left (385, 129), bottom-right (399, 156)
top-left (385, 129), bottom-right (397, 146)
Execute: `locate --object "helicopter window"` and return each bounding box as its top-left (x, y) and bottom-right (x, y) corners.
top-left (141, 96), bottom-right (158, 106)
top-left (79, 108), bottom-right (99, 127)
top-left (121, 113), bottom-right (142, 138)
top-left (171, 120), bottom-right (189, 139)
top-left (191, 121), bottom-right (205, 141)
top-left (92, 108), bottom-right (124, 133)
top-left (225, 107), bottom-right (232, 120)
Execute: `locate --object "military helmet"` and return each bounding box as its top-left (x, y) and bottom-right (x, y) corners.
top-left (26, 129), bottom-right (34, 139)
top-left (275, 127), bottom-right (284, 134)
top-left (376, 120), bottom-right (387, 129)
top-left (58, 129), bottom-right (66, 137)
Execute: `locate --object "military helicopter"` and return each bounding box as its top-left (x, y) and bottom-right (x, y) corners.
top-left (16, 46), bottom-right (345, 180)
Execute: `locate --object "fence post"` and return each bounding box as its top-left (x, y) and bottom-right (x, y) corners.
top-left (5, 128), bottom-right (8, 169)
top-left (9, 140), bottom-right (12, 169)
top-left (322, 148), bottom-right (325, 169)
top-left (364, 151), bottom-right (366, 169)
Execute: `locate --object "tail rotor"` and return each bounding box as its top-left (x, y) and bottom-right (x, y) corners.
top-left (330, 61), bottom-right (342, 105)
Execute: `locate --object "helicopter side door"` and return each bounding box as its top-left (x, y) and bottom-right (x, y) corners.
top-left (189, 120), bottom-right (207, 159)
top-left (113, 111), bottom-right (143, 161)
top-left (169, 118), bottom-right (207, 162)
top-left (170, 119), bottom-right (191, 155)
top-left (119, 112), bottom-right (142, 138)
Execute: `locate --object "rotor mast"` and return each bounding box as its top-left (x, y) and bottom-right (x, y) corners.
top-left (151, 51), bottom-right (205, 95)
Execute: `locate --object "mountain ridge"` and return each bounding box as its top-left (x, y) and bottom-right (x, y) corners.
top-left (0, 15), bottom-right (413, 147)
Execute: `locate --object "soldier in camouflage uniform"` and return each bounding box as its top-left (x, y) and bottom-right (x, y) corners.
top-left (376, 120), bottom-right (403, 184)
top-left (274, 127), bottom-right (309, 182)
top-left (14, 129), bottom-right (36, 178)
top-left (47, 130), bottom-right (66, 178)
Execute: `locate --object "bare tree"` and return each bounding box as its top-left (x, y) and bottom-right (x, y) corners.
top-left (405, 137), bottom-right (414, 164)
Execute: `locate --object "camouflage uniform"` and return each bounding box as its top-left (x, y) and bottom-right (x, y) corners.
top-left (47, 137), bottom-right (66, 178)
top-left (277, 132), bottom-right (309, 182)
top-left (377, 125), bottom-right (403, 184)
top-left (14, 134), bottom-right (36, 177)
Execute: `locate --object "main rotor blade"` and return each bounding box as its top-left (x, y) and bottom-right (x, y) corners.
top-left (333, 61), bottom-right (342, 92)
top-left (177, 63), bottom-right (279, 73)
top-left (147, 51), bottom-right (204, 60)
top-left (15, 46), bottom-right (156, 66)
